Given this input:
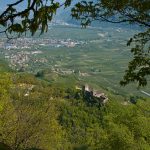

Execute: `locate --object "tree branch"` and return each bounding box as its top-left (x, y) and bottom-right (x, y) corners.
top-left (0, 0), bottom-right (24, 18)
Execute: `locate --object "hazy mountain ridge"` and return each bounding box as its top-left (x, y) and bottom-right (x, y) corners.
top-left (55, 1), bottom-right (141, 29)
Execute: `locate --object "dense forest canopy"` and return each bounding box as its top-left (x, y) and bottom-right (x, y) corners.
top-left (0, 0), bottom-right (149, 86)
top-left (0, 64), bottom-right (150, 149)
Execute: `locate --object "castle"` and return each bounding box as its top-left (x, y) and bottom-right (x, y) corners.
top-left (83, 84), bottom-right (108, 104)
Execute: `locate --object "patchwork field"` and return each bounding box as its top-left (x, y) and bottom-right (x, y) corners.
top-left (0, 25), bottom-right (149, 97)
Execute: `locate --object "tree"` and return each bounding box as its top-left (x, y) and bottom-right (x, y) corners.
top-left (0, 0), bottom-right (72, 37)
top-left (58, 96), bottom-right (150, 149)
top-left (0, 0), bottom-right (149, 86)
top-left (71, 0), bottom-right (150, 87)
top-left (0, 73), bottom-right (64, 150)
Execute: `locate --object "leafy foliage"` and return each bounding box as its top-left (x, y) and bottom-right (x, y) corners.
top-left (71, 0), bottom-right (150, 86)
top-left (120, 29), bottom-right (150, 86)
top-left (0, 69), bottom-right (150, 150)
top-left (0, 73), bottom-right (64, 150)
top-left (58, 97), bottom-right (150, 150)
top-left (0, 0), bottom-right (72, 37)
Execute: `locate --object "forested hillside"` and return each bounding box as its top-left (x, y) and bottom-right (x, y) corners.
top-left (0, 64), bottom-right (150, 150)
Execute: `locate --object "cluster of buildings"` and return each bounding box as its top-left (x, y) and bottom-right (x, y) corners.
top-left (3, 50), bottom-right (47, 71)
top-left (8, 51), bottom-right (29, 71)
top-left (1, 37), bottom-right (85, 50)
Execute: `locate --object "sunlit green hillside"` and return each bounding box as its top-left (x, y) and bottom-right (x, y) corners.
top-left (0, 64), bottom-right (150, 150)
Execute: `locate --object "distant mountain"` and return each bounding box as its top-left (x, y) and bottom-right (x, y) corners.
top-left (55, 1), bottom-right (140, 30)
top-left (55, 0), bottom-right (81, 25)
top-left (0, 0), bottom-right (139, 30)
top-left (55, 8), bottom-right (80, 25)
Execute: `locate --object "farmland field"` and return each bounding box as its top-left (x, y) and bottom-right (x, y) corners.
top-left (0, 25), bottom-right (149, 97)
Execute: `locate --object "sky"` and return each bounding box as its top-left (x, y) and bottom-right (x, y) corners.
top-left (0, 0), bottom-right (77, 17)
top-left (0, 0), bottom-right (71, 12)
top-left (0, 0), bottom-right (26, 11)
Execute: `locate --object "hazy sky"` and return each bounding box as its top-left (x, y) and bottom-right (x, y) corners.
top-left (0, 0), bottom-right (69, 11)
top-left (0, 0), bottom-right (26, 11)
